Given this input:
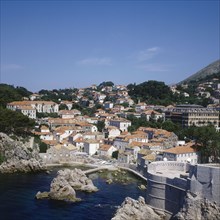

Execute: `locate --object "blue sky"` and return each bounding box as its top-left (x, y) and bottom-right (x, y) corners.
top-left (0, 0), bottom-right (219, 92)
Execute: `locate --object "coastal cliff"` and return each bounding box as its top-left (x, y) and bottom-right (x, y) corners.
top-left (0, 132), bottom-right (45, 173)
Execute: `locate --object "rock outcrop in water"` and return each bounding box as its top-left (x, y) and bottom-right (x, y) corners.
top-left (172, 192), bottom-right (220, 220)
top-left (112, 196), bottom-right (165, 220)
top-left (0, 132), bottom-right (45, 173)
top-left (36, 168), bottom-right (98, 202)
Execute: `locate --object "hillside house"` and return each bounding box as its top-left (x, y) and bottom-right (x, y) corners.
top-left (98, 144), bottom-right (117, 157)
top-left (162, 142), bottom-right (200, 164)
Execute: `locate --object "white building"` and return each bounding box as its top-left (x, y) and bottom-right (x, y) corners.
top-left (84, 140), bottom-right (100, 155)
top-left (109, 118), bottom-right (131, 132)
top-left (105, 126), bottom-right (121, 138)
top-left (98, 145), bottom-right (117, 157)
top-left (104, 102), bottom-right (114, 109)
top-left (7, 101), bottom-right (59, 114)
top-left (58, 109), bottom-right (81, 119)
top-left (163, 142), bottom-right (200, 164)
top-left (16, 106), bottom-right (36, 119)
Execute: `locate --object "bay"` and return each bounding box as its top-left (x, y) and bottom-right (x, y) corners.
top-left (0, 167), bottom-right (146, 220)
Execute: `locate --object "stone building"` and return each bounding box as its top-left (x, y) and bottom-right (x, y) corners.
top-left (165, 104), bottom-right (219, 128)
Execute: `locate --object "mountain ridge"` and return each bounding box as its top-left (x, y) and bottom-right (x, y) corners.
top-left (178, 59), bottom-right (220, 84)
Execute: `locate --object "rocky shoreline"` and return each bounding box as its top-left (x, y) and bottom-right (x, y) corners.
top-left (111, 196), bottom-right (166, 220)
top-left (172, 192), bottom-right (220, 220)
top-left (36, 168), bottom-right (98, 202)
top-left (0, 132), bottom-right (45, 173)
top-left (111, 192), bottom-right (220, 220)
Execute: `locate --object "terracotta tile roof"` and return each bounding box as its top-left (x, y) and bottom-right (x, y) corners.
top-left (42, 140), bottom-right (58, 145)
top-left (143, 110), bottom-right (162, 115)
top-left (99, 144), bottom-right (112, 151)
top-left (74, 137), bottom-right (84, 142)
top-left (142, 153), bottom-right (156, 161)
top-left (138, 149), bottom-right (152, 155)
top-left (128, 141), bottom-right (143, 147)
top-left (164, 142), bottom-right (197, 154)
top-left (17, 106), bottom-right (35, 110)
top-left (64, 144), bottom-right (77, 151)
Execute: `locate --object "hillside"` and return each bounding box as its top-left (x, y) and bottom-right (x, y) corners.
top-left (179, 59), bottom-right (220, 84)
top-left (0, 84), bottom-right (32, 107)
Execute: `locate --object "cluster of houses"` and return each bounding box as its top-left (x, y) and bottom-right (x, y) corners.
top-left (30, 108), bottom-right (200, 170)
top-left (6, 82), bottom-right (219, 169)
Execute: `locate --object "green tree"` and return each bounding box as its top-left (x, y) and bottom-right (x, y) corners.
top-left (112, 150), bottom-right (119, 159)
top-left (161, 120), bottom-right (180, 132)
top-left (193, 126), bottom-right (220, 163)
top-left (34, 136), bottom-right (48, 153)
top-left (59, 103), bottom-right (68, 110)
top-left (97, 120), bottom-right (105, 132)
top-left (0, 107), bottom-right (35, 136)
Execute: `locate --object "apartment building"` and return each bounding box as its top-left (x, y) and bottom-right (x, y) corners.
top-left (165, 104), bottom-right (219, 128)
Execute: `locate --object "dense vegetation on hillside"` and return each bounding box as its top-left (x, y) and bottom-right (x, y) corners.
top-left (0, 108), bottom-right (35, 136)
top-left (127, 80), bottom-right (174, 105)
top-left (0, 84), bottom-right (32, 107)
top-left (39, 88), bottom-right (78, 102)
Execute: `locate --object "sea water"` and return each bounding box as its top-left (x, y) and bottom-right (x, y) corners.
top-left (0, 167), bottom-right (146, 220)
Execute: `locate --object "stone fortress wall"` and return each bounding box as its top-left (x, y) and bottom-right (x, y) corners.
top-left (146, 161), bottom-right (220, 215)
top-left (188, 163), bottom-right (220, 205)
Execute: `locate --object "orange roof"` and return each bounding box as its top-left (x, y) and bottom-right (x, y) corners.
top-left (142, 153), bottom-right (156, 161)
top-left (99, 144), bottom-right (112, 151)
top-left (128, 141), bottom-right (143, 147)
top-left (9, 101), bottom-right (57, 105)
top-left (164, 142), bottom-right (197, 154)
top-left (17, 106), bottom-right (35, 110)
top-left (139, 149), bottom-right (152, 155)
top-left (42, 140), bottom-right (57, 145)
top-left (143, 110), bottom-right (162, 115)
top-left (74, 137), bottom-right (84, 142)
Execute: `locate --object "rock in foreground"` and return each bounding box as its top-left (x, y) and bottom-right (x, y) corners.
top-left (36, 168), bottom-right (98, 202)
top-left (112, 196), bottom-right (165, 220)
top-left (172, 192), bottom-right (220, 220)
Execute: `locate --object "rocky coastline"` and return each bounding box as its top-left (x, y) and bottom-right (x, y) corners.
top-left (111, 196), bottom-right (165, 220)
top-left (36, 168), bottom-right (98, 202)
top-left (172, 192), bottom-right (220, 220)
top-left (0, 132), bottom-right (45, 173)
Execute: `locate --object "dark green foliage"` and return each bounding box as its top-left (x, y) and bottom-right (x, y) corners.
top-left (59, 104), bottom-right (68, 110)
top-left (128, 80), bottom-right (174, 105)
top-left (97, 120), bottom-right (105, 132)
top-left (161, 120), bottom-right (181, 132)
top-left (192, 126), bottom-right (220, 163)
top-left (176, 125), bottom-right (220, 163)
top-left (97, 81), bottom-right (114, 90)
top-left (112, 150), bottom-right (119, 159)
top-left (127, 115), bottom-right (160, 132)
top-left (36, 112), bottom-right (59, 118)
top-left (0, 84), bottom-right (32, 107)
top-left (39, 88), bottom-right (78, 103)
top-left (0, 107), bottom-right (35, 136)
top-left (34, 136), bottom-right (48, 153)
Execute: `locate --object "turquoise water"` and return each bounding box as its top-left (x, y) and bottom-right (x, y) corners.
top-left (0, 169), bottom-right (146, 220)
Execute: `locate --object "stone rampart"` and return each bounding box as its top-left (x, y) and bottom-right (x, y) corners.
top-left (188, 163), bottom-right (220, 205)
top-left (146, 161), bottom-right (188, 215)
top-left (146, 161), bottom-right (220, 215)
